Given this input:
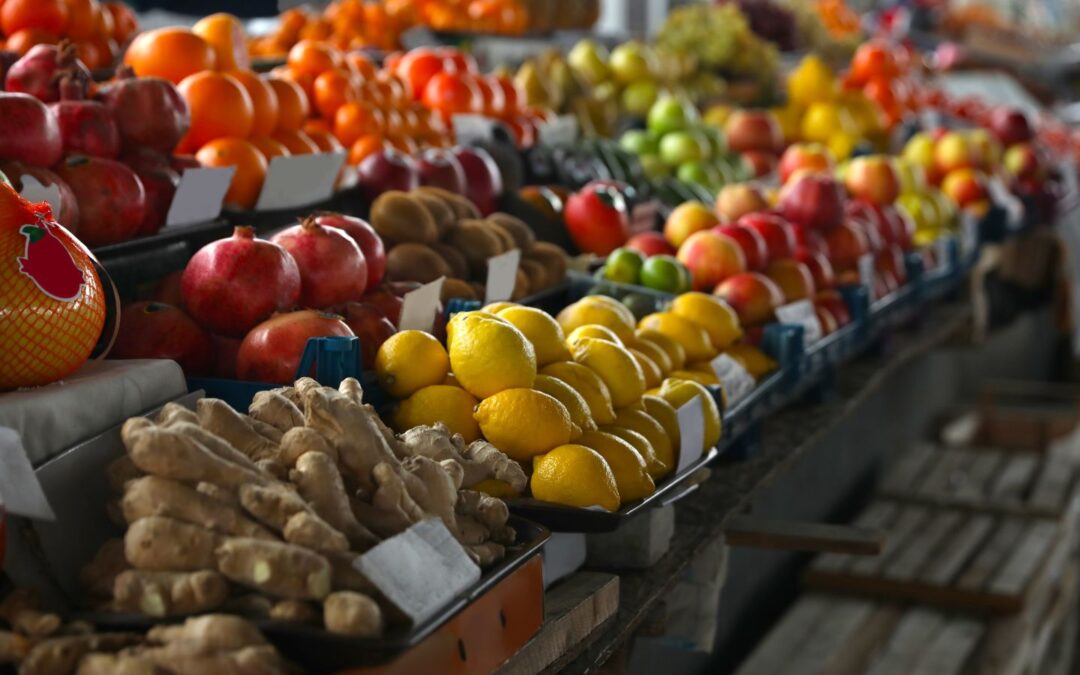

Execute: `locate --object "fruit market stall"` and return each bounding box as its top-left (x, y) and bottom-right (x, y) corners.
top-left (1, 1), bottom-right (1079, 674)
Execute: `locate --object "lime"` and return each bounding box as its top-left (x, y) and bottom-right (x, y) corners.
top-left (640, 255), bottom-right (691, 293)
top-left (604, 247), bottom-right (645, 284)
top-left (620, 129), bottom-right (658, 156)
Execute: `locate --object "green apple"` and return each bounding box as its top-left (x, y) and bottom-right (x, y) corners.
top-left (621, 79), bottom-right (659, 117)
top-left (639, 154), bottom-right (669, 179)
top-left (647, 95), bottom-right (697, 137)
top-left (604, 247), bottom-right (645, 284)
top-left (659, 130), bottom-right (706, 166)
top-left (620, 129), bottom-right (657, 155)
top-left (609, 41), bottom-right (655, 85)
top-left (567, 39), bottom-right (610, 86)
top-left (676, 161), bottom-right (718, 188)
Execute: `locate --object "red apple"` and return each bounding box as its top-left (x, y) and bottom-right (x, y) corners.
top-left (415, 148), bottom-right (466, 194)
top-left (779, 173), bottom-right (846, 231)
top-left (846, 212), bottom-right (884, 253)
top-left (815, 289), bottom-right (851, 326)
top-left (1002, 143), bottom-right (1044, 182)
top-left (741, 151), bottom-right (777, 178)
top-left (713, 223), bottom-right (768, 271)
top-left (933, 132), bottom-right (973, 176)
top-left (676, 230), bottom-right (746, 291)
top-left (844, 155), bottom-right (900, 206)
top-left (940, 168), bottom-right (988, 208)
top-left (342, 301), bottom-right (397, 369)
top-left (790, 223), bottom-right (829, 258)
top-left (824, 219), bottom-right (869, 271)
top-left (724, 109), bottom-right (782, 154)
top-left (452, 145), bottom-right (503, 215)
top-left (713, 272), bottom-right (784, 325)
top-left (738, 212), bottom-right (796, 262)
top-left (765, 258), bottom-right (815, 302)
top-left (875, 244), bottom-right (907, 287)
top-left (986, 106), bottom-right (1034, 147)
top-left (715, 183), bottom-right (768, 223)
top-left (356, 148), bottom-right (419, 199)
top-left (626, 231), bottom-right (675, 257)
top-left (796, 248), bottom-right (835, 290)
top-left (845, 199), bottom-right (889, 247)
top-left (111, 301), bottom-right (213, 375)
top-left (778, 143), bottom-right (834, 184)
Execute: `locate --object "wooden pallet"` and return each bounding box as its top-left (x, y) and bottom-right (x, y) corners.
top-left (940, 381), bottom-right (1080, 453)
top-left (804, 500), bottom-right (1073, 615)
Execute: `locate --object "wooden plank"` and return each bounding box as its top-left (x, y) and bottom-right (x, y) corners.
top-left (1027, 457), bottom-right (1074, 512)
top-left (920, 514), bottom-right (996, 586)
top-left (987, 521), bottom-right (1059, 596)
top-left (851, 504), bottom-right (929, 576)
top-left (822, 604), bottom-right (903, 675)
top-left (723, 516), bottom-right (885, 556)
top-left (987, 455), bottom-right (1039, 503)
top-left (495, 572), bottom-right (619, 675)
top-left (882, 444), bottom-right (940, 493)
top-left (883, 510), bottom-right (963, 582)
top-left (954, 451), bottom-right (1006, 501)
top-left (786, 598), bottom-right (875, 674)
top-left (956, 518), bottom-right (1026, 591)
top-left (864, 608), bottom-right (947, 675)
top-left (734, 595), bottom-right (833, 675)
top-left (908, 617), bottom-right (985, 674)
top-left (918, 449), bottom-right (978, 499)
top-left (812, 503), bottom-right (897, 574)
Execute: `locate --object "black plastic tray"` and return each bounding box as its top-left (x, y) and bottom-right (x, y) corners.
top-left (83, 515), bottom-right (548, 672)
top-left (507, 446), bottom-right (720, 532)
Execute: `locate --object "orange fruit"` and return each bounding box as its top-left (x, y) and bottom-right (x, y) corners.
top-left (229, 70), bottom-right (279, 138)
top-left (193, 13), bottom-right (250, 72)
top-left (273, 129), bottom-right (320, 155)
top-left (345, 52), bottom-right (376, 81)
top-left (298, 17), bottom-right (332, 41)
top-left (287, 39), bottom-right (342, 78)
top-left (313, 67), bottom-right (357, 120)
top-left (6, 28), bottom-right (57, 55)
top-left (266, 76), bottom-right (309, 133)
top-left (196, 138), bottom-right (268, 210)
top-left (306, 129), bottom-right (345, 154)
top-left (62, 0), bottom-right (99, 41)
top-left (250, 136), bottom-right (291, 161)
top-left (176, 71), bottom-right (254, 153)
top-left (422, 71), bottom-right (478, 117)
top-left (278, 8), bottom-right (307, 42)
top-left (2, 0), bottom-right (68, 37)
top-left (333, 101), bottom-right (382, 147)
top-left (348, 134), bottom-right (385, 165)
top-left (124, 27), bottom-right (216, 85)
top-left (303, 118), bottom-right (332, 136)
top-left (103, 1), bottom-right (135, 42)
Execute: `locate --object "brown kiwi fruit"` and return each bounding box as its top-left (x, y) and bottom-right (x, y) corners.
top-left (431, 242), bottom-right (469, 280)
top-left (444, 220), bottom-right (503, 277)
top-left (519, 258), bottom-right (550, 292)
top-left (370, 191), bottom-right (437, 244)
top-left (486, 213), bottom-right (535, 252)
top-left (511, 269), bottom-right (531, 301)
top-left (440, 278), bottom-right (477, 303)
top-left (483, 220), bottom-right (516, 253)
top-left (468, 281), bottom-right (486, 299)
top-left (527, 241), bottom-right (568, 283)
top-left (385, 243), bottom-right (452, 284)
top-left (412, 191), bottom-right (456, 238)
top-left (417, 186), bottom-right (481, 220)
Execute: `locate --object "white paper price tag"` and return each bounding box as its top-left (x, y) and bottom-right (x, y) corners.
top-left (675, 396), bottom-right (705, 475)
top-left (485, 249), bottom-right (521, 304)
top-left (960, 211), bottom-right (980, 257)
top-left (857, 253), bottom-right (876, 291)
top-left (711, 354), bottom-right (754, 405)
top-left (775, 299), bottom-right (822, 346)
top-left (537, 114), bottom-right (579, 146)
top-left (255, 152), bottom-right (346, 211)
top-left (0, 427), bottom-right (55, 520)
top-left (452, 114), bottom-right (496, 144)
top-left (935, 236), bottom-right (952, 270)
top-left (19, 175), bottom-right (62, 215)
top-left (398, 277), bottom-right (445, 332)
top-left (166, 167), bottom-right (234, 227)
top-left (987, 177), bottom-right (1023, 230)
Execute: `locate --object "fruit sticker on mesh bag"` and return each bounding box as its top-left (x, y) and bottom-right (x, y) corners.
top-left (17, 214), bottom-right (85, 302)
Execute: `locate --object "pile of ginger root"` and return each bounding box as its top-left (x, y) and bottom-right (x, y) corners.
top-left (79, 376), bottom-right (527, 640)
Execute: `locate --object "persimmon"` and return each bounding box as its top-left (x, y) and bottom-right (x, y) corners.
top-left (272, 128), bottom-right (320, 155)
top-left (266, 76), bottom-right (309, 133)
top-left (348, 134), bottom-right (385, 165)
top-left (287, 39), bottom-right (341, 78)
top-left (395, 49), bottom-right (445, 100)
top-left (313, 67), bottom-right (357, 120)
top-left (195, 137), bottom-right (268, 210)
top-left (176, 71), bottom-right (254, 153)
top-left (229, 70), bottom-right (279, 138)
top-left (102, 1), bottom-right (135, 43)
top-left (333, 101), bottom-right (383, 147)
top-left (124, 27), bottom-right (216, 84)
top-left (62, 0), bottom-right (99, 41)
top-left (6, 29), bottom-right (57, 55)
top-left (250, 136), bottom-right (291, 161)
top-left (2, 0), bottom-right (68, 39)
top-left (193, 13), bottom-right (250, 72)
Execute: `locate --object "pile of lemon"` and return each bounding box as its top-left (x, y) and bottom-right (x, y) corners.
top-left (374, 292), bottom-right (761, 512)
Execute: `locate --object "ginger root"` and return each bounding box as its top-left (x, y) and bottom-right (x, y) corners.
top-left (139, 645), bottom-right (288, 675)
top-left (216, 538), bottom-right (331, 601)
top-left (325, 552), bottom-right (376, 594)
top-left (162, 421), bottom-right (263, 474)
top-left (113, 570), bottom-right (228, 618)
top-left (0, 630), bottom-right (29, 664)
top-left (290, 451), bottom-right (378, 550)
top-left (338, 378), bottom-right (364, 406)
top-left (105, 456), bottom-right (142, 494)
top-left (301, 385), bottom-right (399, 488)
top-left (124, 517), bottom-right (219, 572)
top-left (122, 476), bottom-right (275, 541)
top-left (125, 424), bottom-right (270, 490)
top-left (146, 614), bottom-right (266, 652)
top-left (398, 426), bottom-right (526, 493)
top-left (0, 589), bottom-right (60, 638)
top-left (20, 633), bottom-right (140, 675)
top-left (279, 427), bottom-right (338, 468)
top-left (196, 399), bottom-right (280, 462)
top-left (324, 592), bottom-right (384, 638)
top-left (155, 402), bottom-right (197, 428)
top-left (79, 540), bottom-right (129, 601)
top-left (249, 391), bottom-right (304, 433)
top-left (76, 653), bottom-right (165, 675)
top-left (282, 511), bottom-right (349, 553)
top-left (401, 456), bottom-right (462, 533)
top-left (370, 462), bottom-right (425, 531)
top-left (269, 600), bottom-right (318, 624)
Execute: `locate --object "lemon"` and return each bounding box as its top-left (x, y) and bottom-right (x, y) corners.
top-left (475, 388), bottom-right (576, 461)
top-left (670, 369), bottom-right (720, 387)
top-left (566, 324), bottom-right (624, 347)
top-left (629, 338), bottom-right (673, 374)
top-left (603, 426), bottom-right (661, 477)
top-left (446, 310), bottom-right (509, 348)
top-left (670, 293), bottom-right (742, 351)
top-left (482, 301), bottom-right (517, 314)
top-left (787, 54), bottom-right (835, 107)
top-left (449, 314), bottom-right (537, 399)
top-left (581, 294), bottom-right (636, 326)
top-left (533, 374), bottom-right (596, 435)
top-left (723, 344), bottom-right (778, 380)
top-left (393, 385), bottom-right (480, 442)
top-left (531, 445), bottom-right (620, 512)
top-left (557, 298), bottom-right (635, 343)
top-left (828, 131), bottom-right (859, 162)
top-left (540, 361), bottom-right (617, 426)
top-left (642, 395), bottom-right (680, 451)
top-left (629, 349), bottom-right (662, 388)
top-left (613, 408), bottom-right (674, 478)
top-left (375, 331), bottom-right (450, 399)
top-left (576, 431), bottom-right (655, 503)
top-left (659, 378), bottom-right (721, 452)
top-left (638, 312), bottom-right (716, 362)
top-left (801, 102), bottom-right (856, 144)
top-left (496, 306), bottom-right (572, 366)
top-left (570, 338), bottom-right (645, 409)
top-left (635, 329), bottom-right (687, 370)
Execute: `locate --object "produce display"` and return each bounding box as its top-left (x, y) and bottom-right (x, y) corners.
top-left (0, 0), bottom-right (137, 66)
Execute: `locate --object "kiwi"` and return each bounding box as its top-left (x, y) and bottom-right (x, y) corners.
top-left (483, 220), bottom-right (516, 254)
top-left (441, 278), bottom-right (477, 303)
top-left (468, 281), bottom-right (486, 299)
top-left (385, 243), bottom-right (452, 284)
top-left (519, 258), bottom-right (550, 292)
top-left (511, 269), bottom-right (531, 301)
top-left (416, 186), bottom-right (482, 220)
top-left (413, 191), bottom-right (456, 237)
top-left (444, 220), bottom-right (503, 277)
top-left (527, 241), bottom-right (568, 284)
top-left (432, 242), bottom-right (469, 280)
top-left (486, 213), bottom-right (535, 252)
top-left (370, 191), bottom-right (437, 244)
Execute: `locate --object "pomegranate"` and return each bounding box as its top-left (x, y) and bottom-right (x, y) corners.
top-left (360, 286), bottom-right (404, 326)
top-left (237, 310), bottom-right (354, 384)
top-left (181, 226), bottom-right (301, 338)
top-left (151, 270), bottom-right (184, 307)
top-left (342, 301), bottom-right (397, 369)
top-left (50, 74), bottom-right (121, 159)
top-left (123, 149), bottom-right (178, 236)
top-left (95, 66), bottom-right (190, 153)
top-left (0, 161), bottom-right (80, 233)
top-left (110, 301), bottom-right (214, 375)
top-left (271, 217), bottom-right (368, 309)
top-left (55, 155), bottom-right (145, 247)
top-left (313, 212), bottom-right (386, 289)
top-left (0, 93), bottom-right (62, 167)
top-left (210, 333), bottom-right (242, 378)
top-left (5, 42), bottom-right (90, 103)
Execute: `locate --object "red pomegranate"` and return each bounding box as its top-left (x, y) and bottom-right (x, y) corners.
top-left (210, 333), bottom-right (242, 378)
top-left (55, 155), bottom-right (145, 247)
top-left (5, 42), bottom-right (90, 103)
top-left (181, 226), bottom-right (301, 338)
top-left (151, 270), bottom-right (184, 308)
top-left (271, 217), bottom-right (368, 309)
top-left (50, 74), bottom-right (121, 159)
top-left (0, 93), bottom-right (62, 167)
top-left (95, 66), bottom-right (190, 153)
top-left (313, 212), bottom-right (386, 289)
top-left (360, 286), bottom-right (404, 326)
top-left (110, 301), bottom-right (214, 375)
top-left (237, 310), bottom-right (354, 384)
top-left (122, 149), bottom-right (179, 236)
top-left (342, 301), bottom-right (396, 369)
top-left (0, 161), bottom-right (79, 233)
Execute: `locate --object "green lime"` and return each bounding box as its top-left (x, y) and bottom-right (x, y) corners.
top-left (640, 255), bottom-right (691, 293)
top-left (604, 247), bottom-right (646, 284)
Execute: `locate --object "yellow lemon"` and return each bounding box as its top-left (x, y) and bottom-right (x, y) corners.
top-left (557, 298), bottom-right (635, 343)
top-left (531, 445), bottom-right (620, 512)
top-left (580, 294), bottom-right (636, 326)
top-left (566, 324), bottom-right (624, 347)
top-left (629, 348), bottom-right (662, 388)
top-left (827, 131), bottom-right (859, 162)
top-left (642, 395), bottom-right (680, 451)
top-left (496, 306), bottom-right (571, 366)
top-left (669, 369), bottom-right (719, 386)
top-left (570, 337), bottom-right (645, 409)
top-left (635, 329), bottom-right (687, 370)
top-left (446, 310), bottom-right (510, 347)
top-left (722, 344), bottom-right (778, 380)
top-left (628, 338), bottom-right (673, 374)
top-left (658, 378), bottom-right (721, 452)
top-left (670, 292), bottom-right (743, 351)
top-left (638, 312), bottom-right (716, 362)
top-left (540, 361), bottom-right (617, 426)
top-left (612, 408), bottom-right (674, 478)
top-left (393, 385), bottom-right (480, 442)
top-left (576, 431), bottom-right (655, 503)
top-left (772, 103), bottom-right (804, 145)
top-left (375, 330), bottom-right (450, 399)
top-left (475, 388), bottom-right (576, 461)
top-left (533, 374), bottom-right (596, 435)
top-left (482, 301), bottom-right (518, 314)
top-left (801, 101), bottom-right (856, 143)
top-left (449, 314), bottom-right (537, 399)
top-left (787, 54), bottom-right (835, 107)
top-left (602, 426), bottom-right (661, 478)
